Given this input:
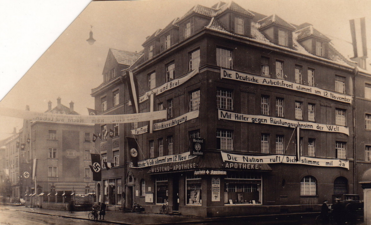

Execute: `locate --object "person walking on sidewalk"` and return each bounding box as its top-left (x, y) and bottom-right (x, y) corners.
top-left (92, 202), bottom-right (100, 221)
top-left (99, 202), bottom-right (106, 220)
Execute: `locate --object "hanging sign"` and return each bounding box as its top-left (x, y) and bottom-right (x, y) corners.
top-left (221, 69), bottom-right (352, 104)
top-left (211, 177), bottom-right (221, 202)
top-left (131, 125), bottom-right (148, 135)
top-left (191, 138), bottom-right (204, 156)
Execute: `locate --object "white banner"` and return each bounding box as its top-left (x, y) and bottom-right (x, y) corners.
top-left (0, 107), bottom-right (167, 124)
top-left (133, 151), bottom-right (197, 168)
top-left (154, 110), bottom-right (199, 131)
top-left (131, 125), bottom-right (148, 135)
top-left (221, 152), bottom-right (349, 170)
top-left (138, 68), bottom-right (199, 103)
top-left (218, 110), bottom-right (349, 135)
top-left (221, 69), bottom-right (352, 104)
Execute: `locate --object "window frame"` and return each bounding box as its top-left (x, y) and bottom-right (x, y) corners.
top-left (308, 138), bottom-right (315, 157)
top-left (300, 176), bottom-right (317, 196)
top-left (184, 21), bottom-right (192, 39)
top-left (217, 129), bottom-right (233, 151)
top-left (167, 136), bottom-right (173, 155)
top-left (149, 140), bottom-right (155, 158)
top-left (295, 65), bottom-right (302, 84)
top-left (217, 88), bottom-right (234, 111)
top-left (234, 16), bottom-right (244, 35)
top-left (278, 29), bottom-right (288, 46)
top-left (336, 142), bottom-right (346, 159)
top-left (276, 135), bottom-right (284, 154)
top-left (261, 96), bottom-right (270, 116)
top-left (275, 60), bottom-right (284, 79)
top-left (48, 148), bottom-right (57, 159)
top-left (49, 130), bottom-right (57, 140)
top-left (295, 101), bottom-right (303, 120)
top-left (335, 109), bottom-right (346, 126)
top-left (261, 134), bottom-right (270, 154)
top-left (113, 89), bottom-right (119, 107)
top-left (308, 68), bottom-right (315, 86)
top-left (158, 138), bottom-right (164, 157)
top-left (167, 99), bottom-right (173, 119)
top-left (365, 83), bottom-right (371, 99)
top-left (276, 98), bottom-right (284, 118)
top-left (189, 49), bottom-right (200, 71)
top-left (165, 34), bottom-right (171, 50)
top-left (101, 96), bottom-right (107, 112)
top-left (166, 62), bottom-right (175, 82)
top-left (189, 89), bottom-right (200, 112)
top-left (148, 72), bottom-right (156, 90)
top-left (216, 47), bottom-right (233, 69)
top-left (366, 114), bottom-right (371, 130)
top-left (308, 103), bottom-right (315, 122)
top-left (261, 57), bottom-right (270, 77)
top-left (335, 75), bottom-right (346, 94)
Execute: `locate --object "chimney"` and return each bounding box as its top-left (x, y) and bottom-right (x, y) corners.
top-left (48, 101), bottom-right (52, 111)
top-left (25, 105), bottom-right (30, 111)
top-left (57, 97), bottom-right (61, 106)
top-left (70, 101), bottom-right (74, 111)
top-left (13, 127), bottom-right (16, 134)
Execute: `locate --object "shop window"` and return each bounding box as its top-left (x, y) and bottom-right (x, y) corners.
top-left (234, 16), bottom-right (244, 35)
top-left (261, 96), bottom-right (270, 115)
top-left (166, 62), bottom-right (175, 82)
top-left (217, 89), bottom-right (233, 111)
top-left (336, 142), bottom-right (346, 159)
top-left (186, 175), bottom-right (202, 205)
top-left (189, 49), bottom-right (200, 71)
top-left (308, 139), bottom-right (315, 157)
top-left (275, 61), bottom-right (284, 79)
top-left (308, 104), bottom-right (315, 122)
top-left (49, 130), bottom-right (56, 140)
top-left (167, 136), bottom-right (173, 155)
top-left (225, 173), bottom-right (262, 205)
top-left (276, 98), bottom-right (284, 117)
top-left (261, 134), bottom-right (269, 154)
top-left (216, 48), bottom-right (233, 69)
top-left (335, 76), bottom-right (346, 94)
top-left (189, 90), bottom-right (200, 111)
top-left (334, 177), bottom-right (348, 195)
top-left (261, 57), bottom-right (270, 77)
top-left (295, 101), bottom-right (303, 120)
top-left (300, 176), bottom-right (317, 196)
top-left (308, 69), bottom-right (315, 86)
top-left (217, 130), bottom-right (233, 151)
top-left (156, 176), bottom-right (168, 204)
top-left (335, 109), bottom-right (346, 126)
top-left (366, 146), bottom-right (371, 162)
top-left (140, 179), bottom-right (146, 197)
top-left (276, 135), bottom-right (284, 154)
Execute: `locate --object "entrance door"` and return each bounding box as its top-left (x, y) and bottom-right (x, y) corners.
top-left (127, 186), bottom-right (133, 209)
top-left (173, 178), bottom-right (179, 211)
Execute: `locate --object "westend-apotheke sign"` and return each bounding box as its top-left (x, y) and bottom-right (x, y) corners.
top-left (149, 162), bottom-right (198, 173)
top-left (221, 69), bottom-right (352, 104)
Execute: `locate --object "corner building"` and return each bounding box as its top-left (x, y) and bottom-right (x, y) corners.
top-left (93, 1), bottom-right (361, 217)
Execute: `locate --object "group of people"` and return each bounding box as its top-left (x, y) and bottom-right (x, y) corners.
top-left (321, 199), bottom-right (358, 225)
top-left (92, 202), bottom-right (106, 221)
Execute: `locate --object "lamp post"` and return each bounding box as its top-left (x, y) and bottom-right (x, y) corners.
top-left (86, 26), bottom-right (96, 45)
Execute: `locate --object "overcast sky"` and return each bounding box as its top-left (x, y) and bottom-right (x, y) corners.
top-left (0, 0), bottom-right (370, 140)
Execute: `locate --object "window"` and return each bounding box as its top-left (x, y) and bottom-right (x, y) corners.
top-left (336, 142), bottom-right (346, 159)
top-left (168, 136), bottom-right (173, 155)
top-left (366, 114), bottom-right (371, 130)
top-left (308, 69), bottom-right (315, 86)
top-left (109, 68), bottom-right (116, 79)
top-left (114, 123), bottom-right (119, 137)
top-left (295, 101), bottom-right (303, 120)
top-left (308, 139), bottom-right (315, 157)
top-left (276, 135), bottom-right (284, 154)
top-left (113, 90), bottom-right (119, 106)
top-left (189, 130), bottom-right (200, 139)
top-left (149, 45), bottom-right (153, 59)
top-left (225, 173), bottom-right (262, 205)
top-left (185, 22), bottom-right (191, 38)
top-left (261, 96), bottom-right (270, 115)
top-left (189, 49), bottom-right (200, 71)
top-left (365, 84), bottom-right (371, 99)
top-left (101, 97), bottom-right (107, 112)
top-left (315, 41), bottom-right (325, 56)
top-left (167, 99), bottom-right (173, 119)
top-left (113, 151), bottom-right (119, 167)
top-left (189, 90), bottom-right (200, 111)
top-left (217, 89), bottom-right (233, 110)
top-left (366, 146), bottom-right (371, 162)
top-left (217, 130), bottom-right (233, 150)
top-left (295, 66), bottom-right (302, 84)
top-left (275, 61), bottom-right (284, 79)
top-left (186, 175), bottom-right (202, 205)
top-left (84, 168), bottom-right (90, 178)
top-left (84, 150), bottom-right (90, 160)
top-left (335, 109), bottom-right (346, 126)
top-left (148, 72), bottom-right (156, 89)
top-left (48, 148), bottom-right (57, 159)
top-left (48, 167), bottom-right (58, 177)
top-left (261, 57), bottom-right (269, 77)
top-left (156, 176), bottom-right (168, 204)
top-left (158, 138), bottom-right (164, 157)
top-left (335, 76), bottom-right (346, 94)
top-left (278, 29), bottom-right (288, 46)
top-left (276, 98), bottom-right (284, 117)
top-left (166, 62), bottom-right (175, 82)
top-left (300, 176), bottom-right (316, 196)
top-left (84, 133), bottom-right (90, 142)
top-left (158, 103), bottom-right (164, 111)
top-left (140, 179), bottom-right (146, 197)
top-left (49, 130), bottom-right (56, 140)
top-left (234, 16), bottom-right (244, 35)
top-left (149, 140), bottom-right (154, 158)
top-left (308, 104), bottom-right (315, 122)
top-left (261, 134), bottom-right (269, 154)
top-left (216, 48), bottom-right (233, 69)
top-left (101, 154), bottom-right (107, 169)
top-left (165, 34), bottom-right (171, 50)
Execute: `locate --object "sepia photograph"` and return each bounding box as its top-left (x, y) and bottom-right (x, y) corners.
top-left (0, 0), bottom-right (371, 224)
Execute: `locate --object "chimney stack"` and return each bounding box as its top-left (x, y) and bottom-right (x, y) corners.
top-left (48, 101), bottom-right (52, 111)
top-left (70, 101), bottom-right (74, 111)
top-left (57, 97), bottom-right (61, 106)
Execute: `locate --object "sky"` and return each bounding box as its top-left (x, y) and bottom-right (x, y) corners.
top-left (0, 0), bottom-right (370, 140)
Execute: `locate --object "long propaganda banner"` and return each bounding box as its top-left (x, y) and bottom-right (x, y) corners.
top-left (154, 110), bottom-right (199, 131)
top-left (221, 69), bottom-right (352, 104)
top-left (133, 151), bottom-right (197, 168)
top-left (221, 152), bottom-right (349, 170)
top-left (218, 110), bottom-right (349, 135)
top-left (0, 107), bottom-right (167, 124)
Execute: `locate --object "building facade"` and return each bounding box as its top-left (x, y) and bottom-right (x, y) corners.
top-left (91, 1), bottom-right (369, 217)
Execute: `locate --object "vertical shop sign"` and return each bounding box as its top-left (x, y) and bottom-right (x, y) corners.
top-left (211, 177), bottom-right (220, 202)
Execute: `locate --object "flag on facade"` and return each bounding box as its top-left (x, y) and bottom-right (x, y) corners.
top-left (89, 154), bottom-right (101, 181)
top-left (350, 17), bottom-right (367, 58)
top-left (109, 129), bottom-right (114, 138)
top-left (127, 137), bottom-right (139, 167)
top-left (296, 127), bottom-right (300, 162)
top-left (102, 129), bottom-right (108, 140)
top-left (32, 158), bottom-right (37, 180)
top-left (92, 134), bottom-right (98, 142)
top-left (87, 108), bottom-right (97, 115)
top-left (126, 70), bottom-right (140, 113)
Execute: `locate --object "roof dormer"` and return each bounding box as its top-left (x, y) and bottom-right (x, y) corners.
top-left (295, 23), bottom-right (331, 58)
top-left (258, 14), bottom-right (295, 48)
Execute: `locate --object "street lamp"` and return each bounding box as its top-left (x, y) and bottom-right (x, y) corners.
top-left (86, 26), bottom-right (96, 45)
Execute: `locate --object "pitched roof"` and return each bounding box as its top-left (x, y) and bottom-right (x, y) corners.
top-left (296, 25), bottom-right (331, 42)
top-left (45, 103), bottom-right (79, 115)
top-left (206, 17), bottom-right (227, 32)
top-left (215, 1), bottom-right (254, 17)
top-left (258, 14), bottom-right (296, 31)
top-left (180, 4), bottom-right (216, 22)
top-left (110, 48), bottom-right (142, 65)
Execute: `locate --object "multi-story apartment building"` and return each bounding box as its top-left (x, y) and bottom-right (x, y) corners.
top-left (91, 1), bottom-right (369, 217)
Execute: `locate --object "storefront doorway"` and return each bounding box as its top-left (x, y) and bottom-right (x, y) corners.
top-left (173, 177), bottom-right (179, 211)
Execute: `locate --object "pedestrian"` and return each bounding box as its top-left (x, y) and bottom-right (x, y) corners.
top-left (99, 202), bottom-right (106, 220)
top-left (332, 198), bottom-right (345, 225)
top-left (321, 200), bottom-right (330, 223)
top-left (92, 202), bottom-right (100, 221)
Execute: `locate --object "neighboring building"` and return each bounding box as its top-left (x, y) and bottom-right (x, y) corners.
top-left (2, 131), bottom-right (20, 201)
top-left (91, 1), bottom-right (369, 217)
